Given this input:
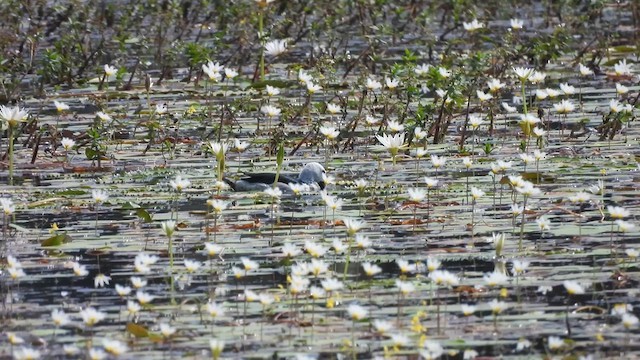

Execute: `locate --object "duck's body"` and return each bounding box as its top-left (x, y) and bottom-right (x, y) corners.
top-left (225, 162), bottom-right (326, 193)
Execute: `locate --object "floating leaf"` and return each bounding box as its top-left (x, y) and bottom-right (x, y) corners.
top-left (41, 233), bottom-right (72, 247)
top-left (127, 323), bottom-right (149, 337)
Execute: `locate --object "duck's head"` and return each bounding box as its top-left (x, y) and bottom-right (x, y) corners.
top-left (298, 162), bottom-right (326, 189)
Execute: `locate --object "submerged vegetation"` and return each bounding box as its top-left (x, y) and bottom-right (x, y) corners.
top-left (1, 0), bottom-right (640, 359)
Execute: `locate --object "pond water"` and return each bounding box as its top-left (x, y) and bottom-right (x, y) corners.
top-left (2, 1), bottom-right (640, 359)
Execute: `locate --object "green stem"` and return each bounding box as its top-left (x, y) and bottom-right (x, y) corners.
top-left (8, 124), bottom-right (14, 185)
top-left (259, 11), bottom-right (265, 82)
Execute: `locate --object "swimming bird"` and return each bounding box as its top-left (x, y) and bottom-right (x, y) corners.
top-left (225, 162), bottom-right (326, 193)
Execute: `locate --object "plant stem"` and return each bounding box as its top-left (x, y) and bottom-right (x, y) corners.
top-left (8, 124), bottom-right (14, 185)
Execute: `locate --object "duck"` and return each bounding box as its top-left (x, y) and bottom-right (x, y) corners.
top-left (224, 162), bottom-right (326, 193)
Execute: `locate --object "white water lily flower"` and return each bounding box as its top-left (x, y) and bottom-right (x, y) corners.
top-left (264, 39), bottom-right (287, 56)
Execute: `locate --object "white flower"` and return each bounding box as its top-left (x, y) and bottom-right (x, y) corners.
top-left (127, 300), bottom-right (141, 315)
top-left (184, 259), bottom-right (202, 273)
top-left (169, 175), bottom-right (191, 192)
top-left (61, 137), bottom-right (75, 151)
top-left (305, 241), bottom-right (328, 258)
top-left (233, 138), bottom-right (249, 152)
top-left (80, 307), bottom-right (107, 326)
top-left (332, 239), bottom-right (347, 254)
top-left (320, 126), bottom-right (340, 140)
top-left (427, 257), bottom-right (441, 272)
top-left (463, 19), bottom-right (484, 31)
top-left (424, 177), bottom-right (438, 188)
top-left (476, 90), bottom-right (492, 101)
top-left (487, 78), bottom-right (505, 92)
top-left (362, 262), bottom-right (382, 277)
top-left (161, 220), bottom-right (176, 237)
top-left (224, 68), bottom-right (238, 80)
top-left (622, 313), bottom-right (639, 329)
top-left (579, 63), bottom-right (593, 76)
top-left (1, 198), bottom-right (15, 215)
top-left (89, 348), bottom-right (107, 360)
top-left (535, 89), bottom-right (548, 100)
top-left (202, 61), bottom-right (223, 82)
top-left (529, 71), bottom-right (546, 84)
top-left (468, 114), bottom-right (484, 129)
top-left (241, 257), bottom-right (259, 271)
top-left (625, 248), bottom-right (639, 259)
top-left (462, 157), bottom-right (472, 169)
top-left (513, 67), bottom-right (534, 81)
top-left (209, 339), bottom-right (225, 357)
top-left (343, 218), bottom-right (366, 236)
top-left (414, 126), bottom-right (427, 140)
top-left (160, 323), bottom-right (176, 337)
top-left (408, 188), bottom-right (427, 202)
top-left (430, 154), bottom-right (446, 169)
top-left (155, 103), bottom-right (168, 114)
top-left (421, 341), bottom-right (444, 360)
top-left (533, 127), bottom-right (546, 137)
top-left (115, 284), bottom-right (132, 297)
top-left (614, 59), bottom-right (632, 76)
top-left (536, 216), bottom-right (551, 231)
top-left (321, 277), bottom-right (343, 292)
top-left (347, 304), bottom-right (367, 320)
top-left (0, 105), bottom-right (28, 126)
top-left (72, 262), bottom-right (89, 276)
top-left (13, 347), bottom-right (42, 360)
top-left (136, 290), bottom-right (154, 304)
top-left (306, 82), bottom-right (322, 94)
top-left (103, 64), bottom-right (117, 76)
top-left (415, 63), bottom-right (431, 76)
top-left (438, 67), bottom-right (451, 78)
top-left (483, 271), bottom-right (508, 286)
top-left (559, 83), bottom-right (576, 95)
top-left (264, 186), bottom-right (282, 199)
top-left (608, 206), bottom-right (630, 219)
top-left (510, 18), bottom-right (524, 30)
top-left (501, 102), bottom-right (517, 113)
top-left (354, 234), bottom-right (372, 249)
top-left (309, 259), bottom-right (329, 276)
top-left (51, 309), bottom-right (70, 327)
top-left (616, 83), bottom-right (629, 95)
top-left (461, 304), bottom-right (476, 316)
top-left (204, 242), bottom-right (224, 257)
top-left (488, 299), bottom-right (508, 314)
top-left (387, 119), bottom-right (405, 132)
top-left (366, 78), bottom-right (382, 91)
top-left (395, 279), bottom-right (416, 295)
top-left (553, 99), bottom-right (575, 114)
top-left (376, 132), bottom-right (406, 152)
top-left (563, 280), bottom-right (585, 295)
top-left (385, 78), bottom-right (400, 89)
top-left (511, 259), bottom-right (530, 275)
top-left (326, 103), bottom-right (341, 114)
top-left (261, 104), bottom-right (281, 118)
top-left (265, 85), bottom-right (280, 97)
top-left (205, 301), bottom-right (224, 318)
top-left (396, 259), bottom-right (416, 274)
top-left (516, 338), bottom-right (531, 352)
top-left (208, 199), bottom-right (228, 213)
top-left (264, 39), bottom-right (287, 56)
top-left (546, 88), bottom-right (560, 98)
top-left (548, 336), bottom-right (564, 351)
top-left (94, 273), bottom-right (111, 288)
top-left (96, 111), bottom-right (111, 121)
top-left (615, 219), bottom-right (634, 232)
top-left (282, 243), bottom-right (301, 257)
top-left (298, 69), bottom-right (313, 84)
top-left (429, 269), bottom-right (459, 286)
top-left (130, 276), bottom-right (147, 289)
top-left (373, 319), bottom-right (394, 334)
top-left (92, 189), bottom-right (109, 203)
top-left (102, 338), bottom-right (128, 356)
top-left (365, 114), bottom-right (380, 125)
top-left (54, 100), bottom-right (70, 112)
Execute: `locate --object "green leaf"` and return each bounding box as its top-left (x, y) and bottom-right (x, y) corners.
top-left (136, 208), bottom-right (153, 223)
top-left (41, 233), bottom-right (72, 247)
top-left (126, 323), bottom-right (149, 337)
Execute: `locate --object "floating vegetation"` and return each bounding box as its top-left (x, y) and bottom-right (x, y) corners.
top-left (1, 1), bottom-right (640, 359)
